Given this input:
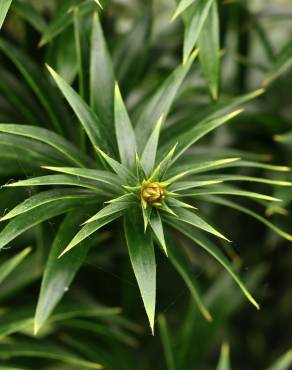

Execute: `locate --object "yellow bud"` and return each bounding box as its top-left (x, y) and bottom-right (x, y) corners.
top-left (140, 181), bottom-right (165, 206)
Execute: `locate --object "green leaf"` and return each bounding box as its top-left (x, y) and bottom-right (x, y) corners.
top-left (170, 109), bottom-right (243, 164)
top-left (0, 39), bottom-right (69, 134)
top-left (5, 174), bottom-right (103, 192)
top-left (46, 65), bottom-right (113, 154)
top-left (0, 0), bottom-right (12, 29)
top-left (183, 184), bottom-right (281, 202)
top-left (274, 130), bottom-right (292, 146)
top-left (190, 174), bottom-right (292, 187)
top-left (90, 12), bottom-right (115, 134)
top-left (216, 343), bottom-right (231, 370)
top-left (0, 341), bottom-right (103, 369)
top-left (167, 240), bottom-right (212, 322)
top-left (166, 197), bottom-right (196, 210)
top-left (158, 314), bottom-right (177, 370)
top-left (0, 189), bottom-right (95, 222)
top-left (114, 82), bottom-right (137, 170)
top-left (59, 212), bottom-right (121, 257)
top-left (161, 89), bottom-right (264, 146)
top-left (34, 212), bottom-right (93, 334)
top-left (171, 207), bottom-right (229, 241)
top-left (266, 349), bottom-right (292, 370)
top-left (39, 0), bottom-right (95, 46)
top-left (141, 115), bottom-right (164, 176)
top-left (198, 0), bottom-right (220, 100)
top-left (204, 195), bottom-right (292, 241)
top-left (183, 0), bottom-right (214, 63)
top-left (95, 147), bottom-right (136, 183)
top-left (124, 208), bottom-right (156, 334)
top-left (0, 318), bottom-right (33, 339)
top-left (263, 40), bottom-right (292, 86)
top-left (170, 179), bottom-right (222, 192)
top-left (12, 0), bottom-right (46, 32)
top-left (171, 0), bottom-right (198, 21)
top-left (0, 124), bottom-right (92, 167)
top-left (135, 50), bottom-right (198, 150)
top-left (166, 219), bottom-right (260, 310)
top-left (42, 166), bottom-right (121, 188)
top-left (149, 210), bottom-right (167, 255)
top-left (0, 247), bottom-right (31, 284)
top-left (0, 194), bottom-right (95, 251)
top-left (83, 194), bottom-right (136, 224)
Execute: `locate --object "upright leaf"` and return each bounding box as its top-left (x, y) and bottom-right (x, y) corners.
top-left (198, 0), bottom-right (220, 100)
top-left (135, 50), bottom-right (198, 150)
top-left (114, 83), bottom-right (137, 170)
top-left (90, 12), bottom-right (114, 134)
top-left (172, 0), bottom-right (198, 21)
top-left (124, 208), bottom-right (156, 334)
top-left (47, 65), bottom-right (113, 154)
top-left (141, 115), bottom-right (164, 176)
top-left (0, 0), bottom-right (12, 29)
top-left (216, 343), bottom-right (231, 370)
top-left (183, 0), bottom-right (214, 63)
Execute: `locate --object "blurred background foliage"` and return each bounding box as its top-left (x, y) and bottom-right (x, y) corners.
top-left (0, 0), bottom-right (291, 369)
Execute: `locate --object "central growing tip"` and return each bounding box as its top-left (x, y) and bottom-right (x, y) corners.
top-left (140, 181), bottom-right (166, 207)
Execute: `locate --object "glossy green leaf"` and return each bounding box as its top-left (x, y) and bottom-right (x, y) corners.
top-left (5, 174), bottom-right (102, 192)
top-left (1, 189), bottom-right (94, 222)
top-left (124, 208), bottom-right (156, 334)
top-left (74, 8), bottom-right (85, 99)
top-left (0, 124), bottom-right (92, 168)
top-left (34, 212), bottom-right (93, 334)
top-left (0, 0), bottom-right (12, 29)
top-left (47, 65), bottom-right (113, 154)
top-left (170, 109), bottom-right (243, 164)
top-left (190, 174), bottom-right (292, 187)
top-left (198, 0), bottom-right (220, 100)
top-left (216, 343), bottom-right (231, 370)
top-left (172, 0), bottom-right (198, 21)
top-left (90, 12), bottom-right (114, 134)
top-left (266, 349), bottom-right (292, 370)
top-left (183, 184), bottom-right (281, 202)
top-left (165, 219), bottom-right (260, 309)
top-left (172, 207), bottom-right (229, 241)
top-left (263, 40), bottom-right (292, 86)
top-left (59, 212), bottom-right (121, 257)
top-left (83, 194), bottom-right (136, 224)
top-left (114, 83), bottom-right (137, 169)
top-left (95, 147), bottom-right (136, 183)
top-left (158, 314), bottom-right (177, 370)
top-left (183, 0), bottom-right (214, 63)
top-left (0, 247), bottom-right (31, 284)
top-left (161, 89), bottom-right (264, 146)
top-left (135, 50), bottom-right (198, 150)
top-left (0, 194), bottom-right (95, 251)
top-left (149, 210), bottom-right (167, 255)
top-left (170, 179), bottom-right (222, 192)
top-left (167, 240), bottom-right (212, 322)
top-left (141, 115), bottom-right (164, 176)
